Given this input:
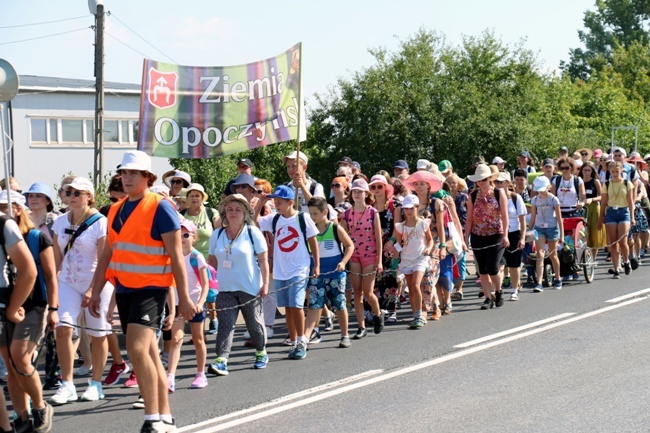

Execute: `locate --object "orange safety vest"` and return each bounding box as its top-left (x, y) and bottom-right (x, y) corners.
top-left (106, 192), bottom-right (173, 288)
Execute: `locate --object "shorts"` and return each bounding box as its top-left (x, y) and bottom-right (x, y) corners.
top-left (535, 226), bottom-right (560, 242)
top-left (274, 276), bottom-right (308, 308)
top-left (0, 306), bottom-right (46, 347)
top-left (399, 261), bottom-right (429, 275)
top-left (631, 204), bottom-right (649, 234)
top-left (115, 289), bottom-right (167, 335)
top-left (350, 255), bottom-right (377, 269)
top-left (307, 275), bottom-right (346, 311)
top-left (57, 280), bottom-right (113, 338)
top-left (605, 207), bottom-right (630, 225)
top-left (470, 233), bottom-right (504, 276)
top-left (438, 254), bottom-right (454, 292)
top-left (504, 230), bottom-right (523, 268)
top-left (173, 308), bottom-right (205, 323)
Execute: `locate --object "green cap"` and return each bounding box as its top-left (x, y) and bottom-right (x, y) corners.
top-left (438, 160), bottom-right (453, 173)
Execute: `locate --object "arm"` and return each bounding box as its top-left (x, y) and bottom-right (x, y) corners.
top-left (529, 200), bottom-right (537, 229)
top-left (6, 241), bottom-right (37, 323)
top-left (555, 204), bottom-right (565, 241)
top-left (82, 235), bottom-right (107, 308)
top-left (89, 239), bottom-right (112, 318)
top-left (336, 224), bottom-right (355, 271)
top-left (308, 236), bottom-right (320, 278)
top-left (253, 193), bottom-right (268, 223)
top-left (435, 204), bottom-right (447, 259)
top-left (52, 233), bottom-right (62, 274)
top-left (628, 182), bottom-right (636, 225)
top-left (423, 224), bottom-right (434, 256)
top-left (517, 214), bottom-right (526, 250)
top-left (464, 198), bottom-right (474, 244)
top-left (208, 254), bottom-right (218, 270)
top-left (161, 229), bottom-right (195, 320)
top-left (196, 265), bottom-right (209, 312)
top-left (499, 191), bottom-right (509, 241)
top-left (40, 246), bottom-right (59, 328)
top-left (598, 187), bottom-right (608, 230)
top-left (257, 251), bottom-right (269, 297)
top-left (373, 212), bottom-right (383, 272)
top-left (590, 179), bottom-right (602, 204)
top-left (577, 181), bottom-right (586, 211)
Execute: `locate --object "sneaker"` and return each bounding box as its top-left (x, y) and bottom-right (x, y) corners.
top-left (281, 337), bottom-right (294, 346)
top-left (207, 319), bottom-right (218, 335)
top-left (162, 418), bottom-right (177, 433)
top-left (408, 317), bottom-right (425, 329)
top-left (353, 328), bottom-right (367, 340)
top-left (50, 382), bottom-right (77, 405)
top-left (13, 417), bottom-right (33, 433)
top-left (140, 420), bottom-right (165, 433)
top-left (494, 290), bottom-right (504, 307)
top-left (289, 341), bottom-right (307, 360)
top-left (32, 402), bottom-right (53, 433)
top-left (132, 396), bottom-right (145, 409)
top-left (373, 311), bottom-right (385, 334)
top-left (613, 270), bottom-right (621, 279)
top-left (323, 312), bottom-right (335, 331)
top-left (265, 327), bottom-right (274, 339)
top-left (43, 377), bottom-right (62, 391)
top-left (630, 257), bottom-right (639, 270)
top-left (253, 352), bottom-right (268, 370)
top-left (502, 276), bottom-right (511, 289)
top-left (624, 261), bottom-right (632, 275)
top-left (74, 364), bottom-right (92, 376)
top-left (510, 289), bottom-right (519, 301)
top-left (386, 312), bottom-right (397, 323)
top-left (552, 279), bottom-right (562, 290)
top-left (243, 330), bottom-right (251, 339)
top-left (309, 330), bottom-right (322, 344)
top-left (81, 380), bottom-right (104, 401)
top-left (533, 284), bottom-right (544, 293)
top-left (191, 372), bottom-right (208, 388)
top-left (338, 336), bottom-right (351, 348)
top-left (207, 358), bottom-right (229, 376)
top-left (103, 362), bottom-right (130, 386)
top-left (429, 306), bottom-right (441, 321)
top-left (167, 374), bottom-right (175, 394)
top-left (124, 371), bottom-right (138, 388)
top-left (480, 298), bottom-right (493, 310)
top-left (562, 275), bottom-right (573, 281)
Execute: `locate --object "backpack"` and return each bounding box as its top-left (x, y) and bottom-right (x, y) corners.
top-left (0, 215), bottom-right (16, 304)
top-left (24, 229), bottom-right (48, 311)
top-left (180, 207), bottom-right (216, 223)
top-left (188, 249), bottom-right (218, 303)
top-left (272, 212), bottom-right (311, 253)
top-left (553, 175), bottom-right (581, 196)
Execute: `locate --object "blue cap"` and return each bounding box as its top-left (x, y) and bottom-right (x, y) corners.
top-left (352, 161), bottom-right (361, 170)
top-left (230, 173), bottom-right (256, 193)
top-left (268, 185), bottom-right (294, 200)
top-left (394, 159), bottom-right (409, 169)
top-left (23, 182), bottom-right (55, 212)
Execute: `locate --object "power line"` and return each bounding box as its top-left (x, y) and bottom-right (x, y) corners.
top-left (104, 30), bottom-right (151, 59)
top-left (0, 15), bottom-right (89, 29)
top-left (107, 12), bottom-right (178, 64)
top-left (0, 26), bottom-right (91, 46)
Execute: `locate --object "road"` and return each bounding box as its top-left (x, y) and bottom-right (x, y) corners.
top-left (48, 262), bottom-right (650, 433)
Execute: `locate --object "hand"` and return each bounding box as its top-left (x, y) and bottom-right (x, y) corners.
top-left (312, 265), bottom-right (320, 279)
top-left (6, 306), bottom-right (25, 323)
top-left (502, 237), bottom-right (510, 248)
top-left (293, 173), bottom-right (305, 189)
top-left (422, 246), bottom-right (431, 256)
top-left (178, 297), bottom-right (196, 321)
top-left (438, 247), bottom-right (447, 260)
top-left (376, 263), bottom-right (383, 274)
top-left (88, 293), bottom-right (102, 318)
top-left (631, 218), bottom-right (636, 226)
top-left (47, 310), bottom-right (59, 328)
top-left (162, 313), bottom-right (174, 331)
top-left (576, 202), bottom-right (583, 211)
top-left (81, 288), bottom-right (93, 309)
top-left (258, 283), bottom-right (268, 298)
top-left (462, 242), bottom-right (469, 252)
top-left (518, 239), bottom-right (525, 251)
top-left (336, 262), bottom-right (346, 272)
top-left (194, 302), bottom-right (204, 315)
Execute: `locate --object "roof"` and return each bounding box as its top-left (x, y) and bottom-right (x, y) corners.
top-left (18, 75), bottom-right (140, 95)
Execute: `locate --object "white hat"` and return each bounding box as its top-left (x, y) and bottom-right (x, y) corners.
top-left (162, 170), bottom-right (191, 187)
top-left (0, 190), bottom-right (26, 208)
top-left (532, 176), bottom-right (550, 192)
top-left (63, 177), bottom-right (95, 198)
top-left (612, 147), bottom-right (627, 157)
top-left (186, 183), bottom-right (208, 202)
top-left (575, 159), bottom-right (583, 167)
top-left (118, 150), bottom-right (152, 172)
top-left (496, 171), bottom-right (511, 183)
top-left (467, 164), bottom-right (493, 182)
top-left (644, 154), bottom-right (650, 161)
top-left (283, 151), bottom-right (308, 165)
top-left (401, 194), bottom-right (419, 209)
top-left (150, 184), bottom-right (170, 195)
top-left (492, 156), bottom-right (507, 165)
top-left (416, 159), bottom-right (430, 170)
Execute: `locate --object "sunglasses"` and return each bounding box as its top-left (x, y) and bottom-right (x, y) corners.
top-left (181, 233), bottom-right (192, 239)
top-left (331, 183), bottom-right (342, 188)
top-left (170, 179), bottom-right (184, 185)
top-left (369, 185), bottom-right (384, 190)
top-left (495, 180), bottom-right (505, 183)
top-left (254, 189), bottom-right (264, 194)
top-left (238, 165), bottom-right (249, 170)
top-left (477, 178), bottom-right (489, 183)
top-left (580, 152), bottom-right (588, 156)
top-left (560, 166), bottom-right (571, 171)
top-left (65, 190), bottom-right (85, 197)
top-left (234, 184), bottom-right (250, 189)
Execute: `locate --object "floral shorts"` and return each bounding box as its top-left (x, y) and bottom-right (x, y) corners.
top-left (307, 276), bottom-right (347, 311)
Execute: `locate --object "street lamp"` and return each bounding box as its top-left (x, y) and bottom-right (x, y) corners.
top-left (0, 58), bottom-right (19, 217)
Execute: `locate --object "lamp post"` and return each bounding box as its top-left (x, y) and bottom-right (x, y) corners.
top-left (0, 58), bottom-right (19, 217)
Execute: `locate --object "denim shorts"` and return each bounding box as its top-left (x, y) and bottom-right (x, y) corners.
top-left (307, 275), bottom-right (346, 311)
top-left (535, 225), bottom-right (560, 242)
top-left (605, 206), bottom-right (630, 225)
top-left (275, 276), bottom-right (308, 308)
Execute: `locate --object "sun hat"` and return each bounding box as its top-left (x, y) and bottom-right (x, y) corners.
top-left (644, 154), bottom-right (650, 161)
top-left (575, 159), bottom-right (584, 168)
top-left (467, 164), bottom-right (492, 183)
top-left (162, 170), bottom-right (191, 187)
top-left (402, 170), bottom-right (443, 193)
top-left (401, 194), bottom-right (419, 209)
top-left (576, 148), bottom-right (593, 160)
top-left (368, 174), bottom-right (394, 198)
top-left (532, 176), bottom-right (550, 192)
top-left (118, 150), bottom-right (152, 173)
top-left (23, 182), bottom-right (55, 212)
top-left (283, 151), bottom-right (308, 165)
top-left (350, 178), bottom-right (369, 192)
top-left (63, 177), bottom-right (95, 198)
top-left (230, 173), bottom-right (256, 193)
top-left (416, 159), bottom-right (430, 170)
top-left (393, 160), bottom-right (409, 170)
top-left (185, 183), bottom-right (208, 202)
top-left (179, 218), bottom-right (197, 234)
top-left (628, 154), bottom-right (647, 169)
top-left (268, 185), bottom-right (295, 200)
top-left (438, 160), bottom-right (453, 174)
top-left (488, 165), bottom-right (500, 181)
top-left (496, 171), bottom-right (511, 183)
top-left (0, 190), bottom-right (26, 209)
top-left (218, 193), bottom-right (255, 225)
top-left (492, 156), bottom-right (507, 165)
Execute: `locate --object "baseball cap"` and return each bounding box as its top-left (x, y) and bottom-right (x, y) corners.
top-left (268, 185), bottom-right (295, 200)
top-left (401, 194), bottom-right (419, 209)
top-left (179, 218), bottom-right (197, 234)
top-left (542, 158), bottom-right (555, 167)
top-left (63, 177), bottom-right (95, 198)
top-left (593, 149), bottom-right (603, 159)
top-left (416, 159), bottom-right (430, 170)
top-left (283, 151), bottom-right (308, 165)
top-left (237, 158), bottom-right (254, 168)
top-left (118, 150), bottom-right (152, 173)
top-left (496, 171), bottom-right (511, 182)
top-left (352, 161), bottom-right (361, 170)
top-left (438, 160), bottom-right (452, 174)
top-left (230, 173), bottom-right (256, 193)
top-left (492, 156), bottom-right (507, 165)
top-left (518, 151), bottom-right (531, 159)
top-left (559, 146), bottom-right (569, 152)
top-left (532, 176), bottom-right (550, 192)
top-left (338, 156), bottom-right (353, 165)
top-left (0, 190), bottom-right (26, 209)
top-left (350, 178), bottom-right (369, 192)
top-left (612, 147), bottom-right (627, 157)
top-left (393, 160), bottom-right (409, 169)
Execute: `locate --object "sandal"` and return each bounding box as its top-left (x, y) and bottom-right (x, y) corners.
top-left (450, 292), bottom-right (463, 301)
top-left (282, 337), bottom-right (293, 346)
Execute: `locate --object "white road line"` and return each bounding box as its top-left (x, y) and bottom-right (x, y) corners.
top-left (176, 369), bottom-right (383, 433)
top-left (454, 313), bottom-right (576, 348)
top-left (606, 287), bottom-right (650, 303)
top-left (184, 296), bottom-right (647, 433)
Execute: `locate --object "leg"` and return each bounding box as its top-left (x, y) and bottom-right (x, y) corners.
top-left (606, 224), bottom-right (620, 270)
top-left (89, 335), bottom-right (108, 383)
top-left (349, 262), bottom-right (364, 329)
top-left (618, 222), bottom-right (631, 262)
top-left (404, 272), bottom-right (423, 315)
top-left (127, 324), bottom-right (164, 416)
top-left (303, 308), bottom-right (322, 343)
top-left (285, 307), bottom-right (304, 341)
top-left (214, 292), bottom-right (240, 360)
top-left (55, 326), bottom-right (75, 382)
top-left (509, 266), bottom-right (521, 290)
top-left (106, 332), bottom-right (124, 365)
top-left (361, 265), bottom-right (381, 315)
top-left (534, 237), bottom-right (547, 285)
top-left (547, 240), bottom-right (561, 278)
top-left (167, 320), bottom-right (185, 376)
top-left (239, 294), bottom-right (265, 352)
top-left (189, 322), bottom-right (207, 373)
top-left (76, 314), bottom-right (92, 371)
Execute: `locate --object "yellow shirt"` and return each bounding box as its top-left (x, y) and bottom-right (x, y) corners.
top-left (603, 180), bottom-right (633, 208)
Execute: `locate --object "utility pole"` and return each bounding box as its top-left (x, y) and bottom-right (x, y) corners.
top-left (92, 0), bottom-right (105, 189)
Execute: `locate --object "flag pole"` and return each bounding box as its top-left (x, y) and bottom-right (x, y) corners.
top-left (294, 43), bottom-right (303, 210)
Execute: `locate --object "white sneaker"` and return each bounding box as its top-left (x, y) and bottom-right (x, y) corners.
top-left (81, 380), bottom-right (104, 401)
top-left (510, 289), bottom-right (519, 301)
top-left (74, 364), bottom-right (92, 376)
top-left (266, 327), bottom-right (274, 339)
top-left (243, 330), bottom-right (251, 339)
top-left (51, 382), bottom-right (78, 405)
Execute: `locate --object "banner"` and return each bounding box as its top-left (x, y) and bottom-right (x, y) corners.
top-left (137, 43), bottom-right (304, 158)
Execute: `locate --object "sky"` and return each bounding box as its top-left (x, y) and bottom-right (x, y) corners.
top-left (1, 0), bottom-right (596, 106)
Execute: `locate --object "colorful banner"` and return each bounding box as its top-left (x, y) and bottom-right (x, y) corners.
top-left (137, 43), bottom-right (303, 158)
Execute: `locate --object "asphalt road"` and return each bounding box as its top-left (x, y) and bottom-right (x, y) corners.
top-left (47, 261), bottom-right (650, 433)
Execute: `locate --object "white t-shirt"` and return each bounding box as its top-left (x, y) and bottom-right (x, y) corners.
top-left (555, 175), bottom-right (584, 211)
top-left (258, 212), bottom-right (317, 280)
top-left (507, 194), bottom-right (527, 232)
top-left (395, 219), bottom-right (428, 268)
top-left (209, 225), bottom-right (268, 296)
top-left (52, 212), bottom-right (107, 286)
top-left (177, 251), bottom-right (207, 304)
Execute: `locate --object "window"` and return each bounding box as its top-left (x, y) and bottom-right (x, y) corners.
top-left (61, 119), bottom-right (83, 142)
top-left (30, 119), bottom-right (46, 142)
top-left (29, 117), bottom-right (136, 147)
top-left (85, 119), bottom-right (94, 143)
top-left (49, 119), bottom-right (58, 142)
top-left (104, 120), bottom-right (119, 143)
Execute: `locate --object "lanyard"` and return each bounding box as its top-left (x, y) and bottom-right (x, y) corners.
top-left (224, 224), bottom-right (244, 259)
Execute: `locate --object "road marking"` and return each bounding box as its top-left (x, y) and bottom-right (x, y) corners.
top-left (606, 287), bottom-right (650, 303)
top-left (454, 313), bottom-right (576, 348)
top-left (185, 296), bottom-right (647, 432)
top-left (176, 369), bottom-right (383, 433)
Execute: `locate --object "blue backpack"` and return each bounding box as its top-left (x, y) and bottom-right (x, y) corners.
top-left (189, 249), bottom-right (218, 303)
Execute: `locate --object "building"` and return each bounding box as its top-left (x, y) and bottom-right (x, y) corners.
top-left (5, 75), bottom-right (172, 194)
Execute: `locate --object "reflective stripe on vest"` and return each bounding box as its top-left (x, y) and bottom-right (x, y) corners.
top-left (108, 261), bottom-right (172, 274)
top-left (113, 241), bottom-right (167, 256)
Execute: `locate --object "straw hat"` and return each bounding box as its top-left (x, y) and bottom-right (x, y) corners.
top-left (218, 194), bottom-right (254, 226)
top-left (186, 183), bottom-right (208, 202)
top-left (576, 148), bottom-right (593, 160)
top-left (467, 164), bottom-right (492, 183)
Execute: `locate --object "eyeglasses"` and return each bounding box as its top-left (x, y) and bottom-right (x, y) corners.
top-left (234, 184), bottom-right (250, 189)
top-left (370, 185), bottom-right (384, 190)
top-left (181, 233), bottom-right (192, 239)
top-left (560, 166), bottom-right (571, 171)
top-left (65, 190), bottom-right (85, 197)
top-left (255, 189), bottom-right (264, 194)
top-left (170, 179), bottom-right (184, 185)
top-left (331, 183), bottom-right (342, 188)
top-left (580, 152), bottom-right (588, 156)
